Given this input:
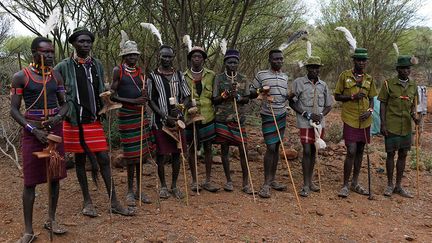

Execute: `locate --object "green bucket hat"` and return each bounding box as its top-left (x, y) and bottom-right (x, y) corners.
top-left (304, 56), bottom-right (323, 66)
top-left (396, 55), bottom-right (417, 67)
top-left (351, 48), bottom-right (368, 59)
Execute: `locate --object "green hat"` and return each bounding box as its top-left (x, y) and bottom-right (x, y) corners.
top-left (351, 48), bottom-right (368, 59)
top-left (396, 55), bottom-right (417, 67)
top-left (68, 27), bottom-right (95, 44)
top-left (304, 56), bottom-right (323, 66)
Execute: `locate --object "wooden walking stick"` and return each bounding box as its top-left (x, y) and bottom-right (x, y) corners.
top-left (41, 55), bottom-right (53, 242)
top-left (261, 86), bottom-right (302, 211)
top-left (138, 73), bottom-right (146, 206)
top-left (230, 76), bottom-right (256, 202)
top-left (414, 95), bottom-right (420, 198)
top-left (178, 127), bottom-right (190, 205)
top-left (312, 85), bottom-right (322, 194)
top-left (191, 84), bottom-right (200, 195)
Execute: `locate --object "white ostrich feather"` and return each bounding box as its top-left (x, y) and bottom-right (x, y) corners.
top-left (41, 7), bottom-right (61, 36)
top-left (140, 22), bottom-right (163, 45)
top-left (335, 27), bottom-right (357, 51)
top-left (183, 35), bottom-right (192, 52)
top-left (306, 40), bottom-right (312, 57)
top-left (278, 30), bottom-right (308, 51)
top-left (220, 38), bottom-right (227, 55)
top-left (120, 30), bottom-right (129, 49)
top-left (393, 43), bottom-right (399, 56)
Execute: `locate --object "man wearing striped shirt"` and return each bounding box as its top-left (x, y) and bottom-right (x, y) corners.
top-left (147, 45), bottom-right (191, 199)
top-left (250, 49), bottom-right (289, 198)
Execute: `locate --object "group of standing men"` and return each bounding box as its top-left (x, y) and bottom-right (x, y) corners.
top-left (12, 27), bottom-right (419, 243)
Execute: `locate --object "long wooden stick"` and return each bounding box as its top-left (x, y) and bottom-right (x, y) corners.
top-left (108, 110), bottom-right (113, 221)
top-left (178, 130), bottom-right (189, 205)
top-left (312, 85), bottom-right (322, 194)
top-left (230, 76), bottom-right (256, 202)
top-left (414, 95), bottom-right (420, 198)
top-left (41, 55), bottom-right (53, 242)
top-left (139, 72), bottom-right (147, 206)
top-left (268, 102), bottom-right (302, 212)
top-left (191, 84), bottom-right (199, 195)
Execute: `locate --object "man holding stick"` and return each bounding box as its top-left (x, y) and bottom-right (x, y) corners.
top-left (334, 48), bottom-right (377, 198)
top-left (184, 46), bottom-right (216, 192)
top-left (147, 45), bottom-right (191, 199)
top-left (379, 55), bottom-right (418, 198)
top-left (55, 27), bottom-right (134, 217)
top-left (289, 56), bottom-right (332, 197)
top-left (250, 49), bottom-right (290, 198)
top-left (11, 36), bottom-right (68, 242)
top-left (111, 33), bottom-right (155, 206)
top-left (213, 49), bottom-right (253, 194)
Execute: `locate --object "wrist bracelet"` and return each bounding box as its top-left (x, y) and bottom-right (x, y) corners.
top-left (301, 111), bottom-right (306, 117)
top-left (25, 123), bottom-right (35, 133)
top-left (367, 108), bottom-right (373, 113)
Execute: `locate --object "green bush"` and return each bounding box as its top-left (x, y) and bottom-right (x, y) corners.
top-left (324, 123), bottom-right (343, 143)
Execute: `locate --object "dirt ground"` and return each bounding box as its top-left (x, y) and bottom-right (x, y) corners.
top-left (1, 109), bottom-right (431, 242)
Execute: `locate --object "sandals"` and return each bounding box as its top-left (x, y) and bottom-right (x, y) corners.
top-left (350, 183), bottom-right (369, 195)
top-left (171, 187), bottom-right (185, 199)
top-left (126, 193), bottom-right (136, 207)
top-left (338, 186), bottom-right (349, 198)
top-left (242, 184), bottom-right (254, 195)
top-left (384, 185), bottom-right (394, 197)
top-left (223, 181), bottom-right (234, 192)
top-left (202, 181), bottom-right (220, 192)
top-left (135, 192), bottom-right (152, 204)
top-left (82, 204), bottom-right (98, 218)
top-left (309, 183), bottom-right (320, 192)
top-left (110, 205), bottom-right (136, 216)
top-left (270, 181), bottom-right (287, 191)
top-left (43, 220), bottom-right (67, 234)
top-left (393, 187), bottom-right (414, 198)
top-left (16, 233), bottom-right (36, 243)
top-left (299, 186), bottom-right (310, 197)
top-left (258, 185), bottom-right (271, 198)
top-left (190, 182), bottom-right (201, 192)
top-left (159, 187), bottom-right (170, 199)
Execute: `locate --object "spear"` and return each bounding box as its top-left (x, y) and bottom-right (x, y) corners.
top-left (230, 75), bottom-right (256, 202)
top-left (414, 95), bottom-right (420, 198)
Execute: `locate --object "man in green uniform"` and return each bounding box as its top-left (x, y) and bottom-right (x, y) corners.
top-left (379, 55), bottom-right (419, 198)
top-left (334, 48), bottom-right (378, 198)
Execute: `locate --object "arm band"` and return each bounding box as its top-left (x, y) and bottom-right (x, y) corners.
top-left (10, 88), bottom-right (23, 95)
top-left (56, 85), bottom-right (65, 93)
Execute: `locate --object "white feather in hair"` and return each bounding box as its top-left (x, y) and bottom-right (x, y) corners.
top-left (140, 22), bottom-right (163, 45)
top-left (306, 40), bottom-right (312, 58)
top-left (220, 38), bottom-right (227, 55)
top-left (183, 35), bottom-right (193, 53)
top-left (279, 30), bottom-right (308, 51)
top-left (41, 7), bottom-right (61, 36)
top-left (335, 27), bottom-right (357, 51)
top-left (393, 43), bottom-right (399, 56)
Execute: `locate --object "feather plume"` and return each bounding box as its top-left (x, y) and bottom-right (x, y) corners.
top-left (41, 7), bottom-right (61, 36)
top-left (335, 27), bottom-right (357, 51)
top-left (393, 43), bottom-right (399, 56)
top-left (183, 35), bottom-right (193, 53)
top-left (298, 61), bottom-right (304, 68)
top-left (306, 40), bottom-right (312, 58)
top-left (120, 30), bottom-right (129, 49)
top-left (220, 38), bottom-right (227, 55)
top-left (140, 22), bottom-right (163, 45)
top-left (410, 56), bottom-right (419, 65)
top-left (279, 30), bottom-right (308, 51)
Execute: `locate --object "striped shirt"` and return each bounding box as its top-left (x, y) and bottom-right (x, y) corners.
top-left (147, 69), bottom-right (191, 129)
top-left (251, 69), bottom-right (289, 115)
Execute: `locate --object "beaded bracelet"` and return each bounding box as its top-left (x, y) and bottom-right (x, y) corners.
top-left (25, 123), bottom-right (35, 133)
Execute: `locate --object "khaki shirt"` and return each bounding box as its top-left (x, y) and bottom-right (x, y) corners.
top-left (292, 76), bottom-right (333, 128)
top-left (378, 77), bottom-right (417, 136)
top-left (184, 68), bottom-right (215, 124)
top-left (334, 69), bottom-right (377, 128)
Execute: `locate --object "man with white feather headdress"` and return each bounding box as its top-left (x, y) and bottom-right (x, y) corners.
top-left (289, 42), bottom-right (333, 197)
top-left (183, 40), bottom-right (217, 192)
top-left (378, 46), bottom-right (419, 198)
top-left (110, 31), bottom-right (155, 206)
top-left (334, 27), bottom-right (378, 198)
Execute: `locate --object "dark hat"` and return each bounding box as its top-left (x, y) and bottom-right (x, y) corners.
top-left (351, 48), bottom-right (368, 59)
top-left (187, 46), bottom-right (207, 60)
top-left (396, 55), bottom-right (418, 67)
top-left (68, 27), bottom-right (95, 44)
top-left (304, 56), bottom-right (323, 66)
top-left (224, 49), bottom-right (240, 61)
